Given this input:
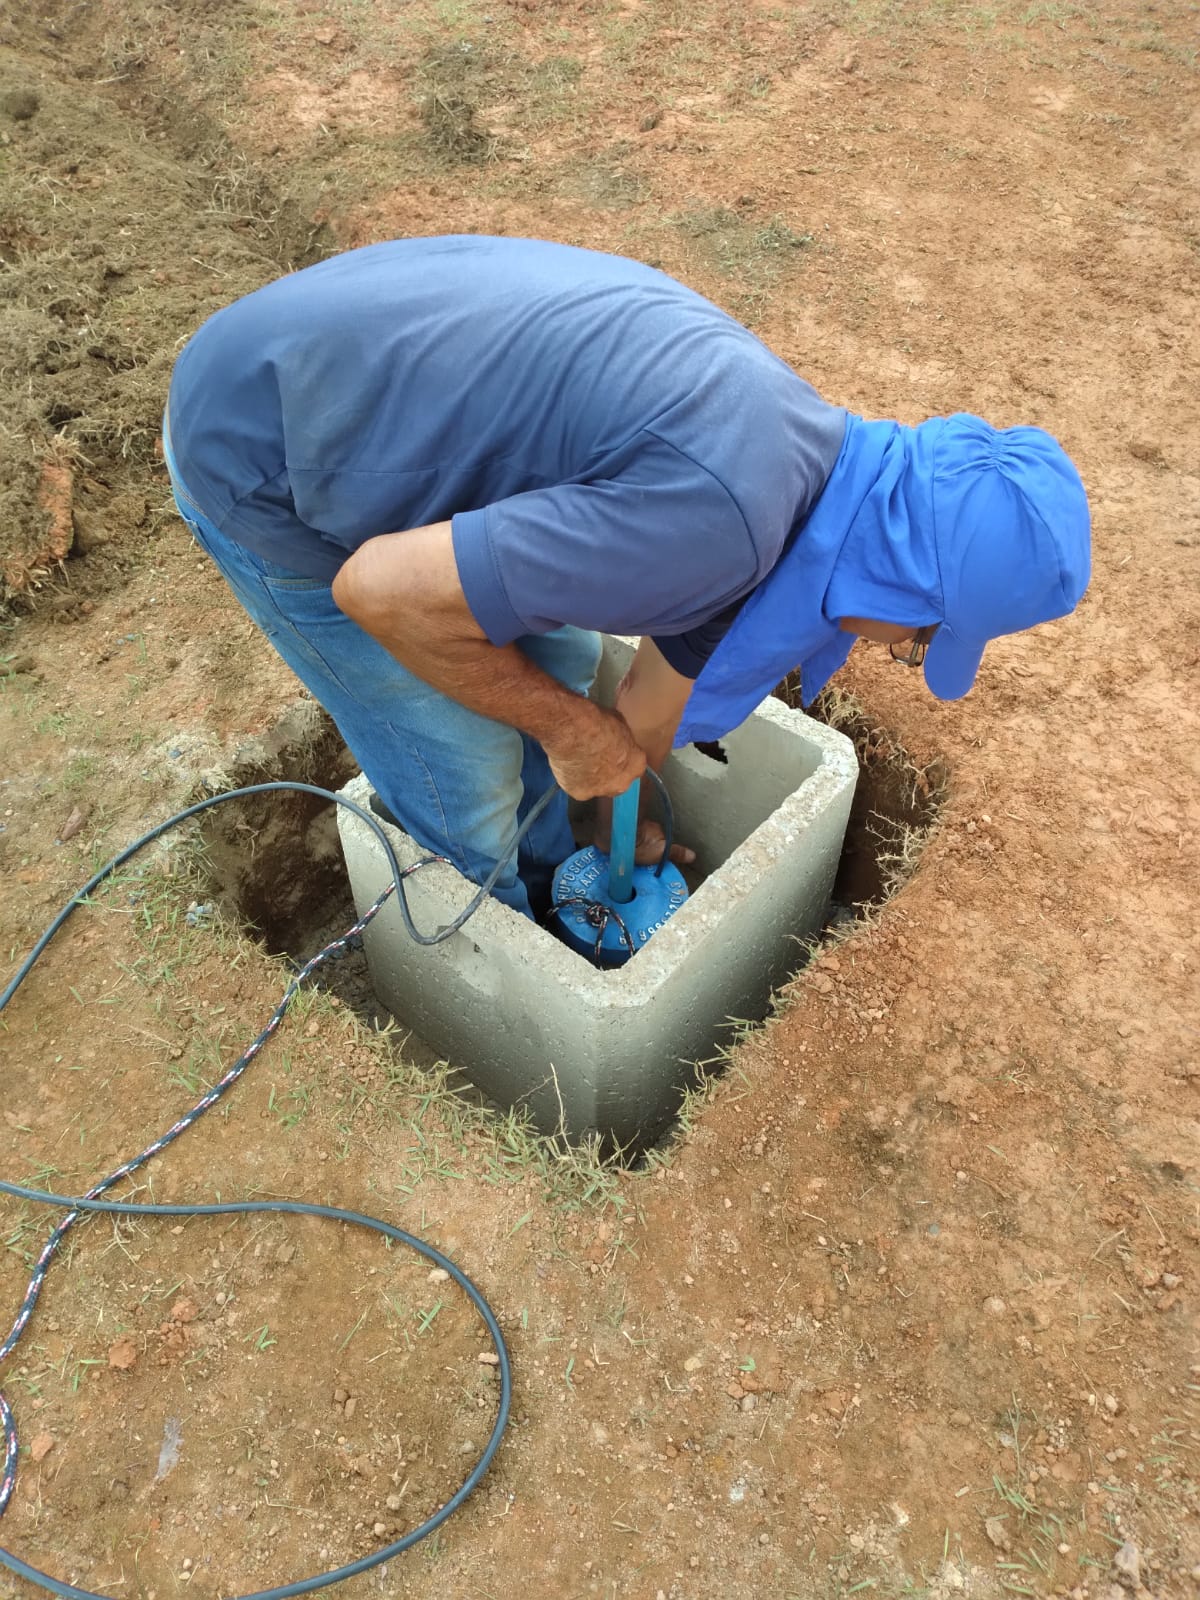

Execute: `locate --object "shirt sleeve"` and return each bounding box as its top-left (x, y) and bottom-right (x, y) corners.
top-left (450, 432), bottom-right (765, 647)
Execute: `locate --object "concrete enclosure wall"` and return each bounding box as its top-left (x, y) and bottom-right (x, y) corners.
top-left (337, 640), bottom-right (857, 1151)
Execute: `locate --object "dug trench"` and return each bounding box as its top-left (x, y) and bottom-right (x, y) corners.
top-left (195, 687), bottom-right (946, 1138)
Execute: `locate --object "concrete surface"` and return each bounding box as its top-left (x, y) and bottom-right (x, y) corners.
top-left (336, 639), bottom-right (857, 1150)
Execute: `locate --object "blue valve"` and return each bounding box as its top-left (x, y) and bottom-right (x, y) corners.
top-left (551, 777), bottom-right (689, 968)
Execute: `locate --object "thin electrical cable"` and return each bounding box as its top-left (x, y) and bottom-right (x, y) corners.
top-left (547, 896), bottom-right (636, 963)
top-left (0, 780), bottom-right (560, 1600)
top-left (641, 767), bottom-right (674, 876)
top-left (0, 768), bottom-right (673, 1599)
top-left (0, 779), bottom-right (559, 1014)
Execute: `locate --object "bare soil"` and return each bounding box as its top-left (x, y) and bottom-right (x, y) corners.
top-left (2, 3), bottom-right (1197, 1599)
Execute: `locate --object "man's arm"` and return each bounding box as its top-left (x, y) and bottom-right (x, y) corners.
top-left (331, 522), bottom-right (646, 801)
top-left (596, 637), bottom-right (698, 866)
top-left (614, 637), bottom-right (695, 774)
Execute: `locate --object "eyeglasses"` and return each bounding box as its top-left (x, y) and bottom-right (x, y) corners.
top-left (889, 624), bottom-right (939, 668)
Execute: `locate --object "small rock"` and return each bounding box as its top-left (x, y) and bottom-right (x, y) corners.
top-left (841, 51), bottom-right (859, 73)
top-left (1103, 1394), bottom-right (1120, 1416)
top-left (29, 1432), bottom-right (55, 1463)
top-left (343, 1397), bottom-right (357, 1421)
top-left (458, 1440), bottom-right (476, 1455)
top-left (983, 1296), bottom-right (1007, 1316)
top-left (683, 1355), bottom-right (704, 1372)
top-left (740, 1394), bottom-right (758, 1413)
top-left (372, 1522), bottom-right (387, 1538)
top-left (57, 806), bottom-right (88, 843)
top-left (385, 1494), bottom-right (402, 1511)
top-left (1160, 1272), bottom-right (1181, 1289)
top-left (984, 1515), bottom-right (1011, 1552)
top-left (427, 1268), bottom-right (449, 1283)
top-left (477, 1351), bottom-right (500, 1366)
top-left (71, 507), bottom-right (108, 554)
top-left (1112, 1541), bottom-right (1139, 1587)
top-left (332, 1387), bottom-right (348, 1405)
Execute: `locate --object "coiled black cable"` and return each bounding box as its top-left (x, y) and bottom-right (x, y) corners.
top-left (0, 770), bottom-right (675, 1600)
top-left (0, 780), bottom-right (565, 1600)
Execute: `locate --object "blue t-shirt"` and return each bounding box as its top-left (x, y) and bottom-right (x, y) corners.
top-left (167, 237), bottom-right (846, 676)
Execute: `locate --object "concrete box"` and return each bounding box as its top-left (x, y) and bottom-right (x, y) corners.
top-left (336, 639), bottom-right (857, 1151)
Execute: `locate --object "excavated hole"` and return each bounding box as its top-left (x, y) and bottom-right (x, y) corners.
top-left (198, 691), bottom-right (945, 1057)
top-left (786, 677), bottom-right (948, 917)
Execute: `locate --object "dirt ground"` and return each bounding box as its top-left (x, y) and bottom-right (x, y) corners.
top-left (1, 2), bottom-right (1198, 1598)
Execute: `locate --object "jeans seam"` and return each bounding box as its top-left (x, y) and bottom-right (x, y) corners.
top-left (249, 583), bottom-right (359, 700)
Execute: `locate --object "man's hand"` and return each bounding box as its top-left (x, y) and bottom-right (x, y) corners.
top-left (544, 704), bottom-right (647, 801)
top-left (332, 529), bottom-right (699, 820)
top-left (633, 818), bottom-right (694, 869)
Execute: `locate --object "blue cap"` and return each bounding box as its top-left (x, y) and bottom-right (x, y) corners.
top-left (922, 419), bottom-right (1091, 700)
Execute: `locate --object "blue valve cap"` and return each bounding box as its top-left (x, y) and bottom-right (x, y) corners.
top-left (551, 846), bottom-right (689, 968)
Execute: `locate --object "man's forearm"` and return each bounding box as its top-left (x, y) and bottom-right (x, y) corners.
top-left (331, 524), bottom-right (644, 799)
top-left (375, 624), bottom-right (610, 762)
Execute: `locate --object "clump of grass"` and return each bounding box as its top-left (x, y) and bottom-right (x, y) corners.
top-left (568, 154), bottom-right (648, 210)
top-left (672, 204), bottom-right (813, 273)
top-left (665, 205), bottom-right (814, 322)
top-left (413, 40), bottom-right (501, 165)
top-left (421, 90), bottom-right (493, 164)
top-left (371, 1046), bottom-right (635, 1219)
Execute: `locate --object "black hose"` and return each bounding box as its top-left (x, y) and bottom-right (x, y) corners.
top-left (641, 765), bottom-right (675, 876)
top-left (0, 1192), bottom-right (510, 1600)
top-left (0, 781), bottom-right (545, 1600)
top-left (0, 767), bottom-right (676, 1600)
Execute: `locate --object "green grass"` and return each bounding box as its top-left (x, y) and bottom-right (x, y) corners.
top-left (60, 751), bottom-right (101, 793)
top-left (662, 205), bottom-right (816, 323)
top-left (379, 1052), bottom-right (636, 1223)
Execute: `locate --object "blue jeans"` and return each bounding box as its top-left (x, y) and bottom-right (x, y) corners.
top-left (164, 464), bottom-right (600, 920)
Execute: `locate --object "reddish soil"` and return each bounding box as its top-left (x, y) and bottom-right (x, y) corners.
top-left (1, 4), bottom-right (1197, 1600)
